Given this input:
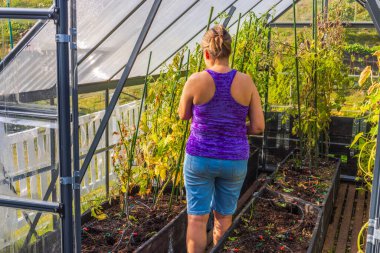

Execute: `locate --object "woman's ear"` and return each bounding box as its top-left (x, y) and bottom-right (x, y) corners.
top-left (204, 49), bottom-right (210, 60)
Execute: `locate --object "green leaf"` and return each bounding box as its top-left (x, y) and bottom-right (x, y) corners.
top-left (350, 132), bottom-right (364, 148)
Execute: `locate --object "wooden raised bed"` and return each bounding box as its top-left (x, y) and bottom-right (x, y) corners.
top-left (210, 187), bottom-right (324, 253)
top-left (267, 151), bottom-right (341, 251)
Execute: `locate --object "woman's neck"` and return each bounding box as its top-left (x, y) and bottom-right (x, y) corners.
top-left (208, 58), bottom-right (230, 72)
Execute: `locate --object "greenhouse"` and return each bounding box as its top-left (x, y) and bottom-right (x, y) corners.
top-left (0, 0), bottom-right (379, 252)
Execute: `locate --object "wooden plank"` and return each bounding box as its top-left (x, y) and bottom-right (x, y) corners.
top-left (27, 139), bottom-right (38, 199)
top-left (83, 123), bottom-right (91, 192)
top-left (88, 121), bottom-right (96, 188)
top-left (351, 189), bottom-right (366, 253)
top-left (95, 119), bottom-right (104, 182)
top-left (16, 142), bottom-right (28, 198)
top-left (129, 109), bottom-right (134, 127)
top-left (37, 134), bottom-right (49, 200)
top-left (363, 191), bottom-right (371, 223)
top-left (335, 184), bottom-right (356, 253)
top-left (323, 183), bottom-right (348, 252)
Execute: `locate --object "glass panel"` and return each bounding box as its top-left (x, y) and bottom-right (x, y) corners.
top-left (77, 0), bottom-right (143, 59)
top-left (112, 0), bottom-right (237, 80)
top-left (0, 122), bottom-right (59, 202)
top-left (0, 208), bottom-right (61, 253)
top-left (0, 20), bottom-right (56, 103)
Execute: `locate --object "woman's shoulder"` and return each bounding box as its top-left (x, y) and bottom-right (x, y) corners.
top-left (234, 71), bottom-right (255, 88)
top-left (187, 71), bottom-right (212, 86)
top-left (235, 71), bottom-right (252, 81)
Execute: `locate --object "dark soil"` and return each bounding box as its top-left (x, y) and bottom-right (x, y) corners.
top-left (268, 158), bottom-right (337, 205)
top-left (81, 195), bottom-right (185, 253)
top-left (222, 189), bottom-right (318, 253)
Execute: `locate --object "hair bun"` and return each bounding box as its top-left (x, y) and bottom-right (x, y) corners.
top-left (201, 25), bottom-right (232, 59)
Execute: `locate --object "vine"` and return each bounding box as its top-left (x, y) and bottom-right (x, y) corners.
top-left (352, 50), bottom-right (380, 253)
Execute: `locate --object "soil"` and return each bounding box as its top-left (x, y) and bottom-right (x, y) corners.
top-left (268, 158), bottom-right (337, 205)
top-left (222, 189), bottom-right (318, 253)
top-left (81, 195), bottom-right (186, 253)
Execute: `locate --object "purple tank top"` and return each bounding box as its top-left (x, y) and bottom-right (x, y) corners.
top-left (186, 69), bottom-right (249, 160)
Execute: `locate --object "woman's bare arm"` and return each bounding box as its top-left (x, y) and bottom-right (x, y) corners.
top-left (246, 77), bottom-right (265, 135)
top-left (178, 75), bottom-right (195, 120)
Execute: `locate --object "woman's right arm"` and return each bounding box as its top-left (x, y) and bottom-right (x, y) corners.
top-left (247, 77), bottom-right (265, 135)
top-left (178, 75), bottom-right (195, 120)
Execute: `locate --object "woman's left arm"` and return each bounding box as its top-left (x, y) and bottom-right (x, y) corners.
top-left (178, 78), bottom-right (194, 120)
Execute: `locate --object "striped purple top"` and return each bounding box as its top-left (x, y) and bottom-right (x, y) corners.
top-left (186, 69), bottom-right (249, 160)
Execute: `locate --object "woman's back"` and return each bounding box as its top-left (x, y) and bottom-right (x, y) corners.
top-left (178, 24), bottom-right (265, 253)
top-left (185, 68), bottom-right (251, 160)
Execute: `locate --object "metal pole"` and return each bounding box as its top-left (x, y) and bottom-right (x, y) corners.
top-left (105, 88), bottom-right (110, 198)
top-left (123, 51), bottom-right (152, 216)
top-left (293, 0), bottom-right (303, 157)
top-left (69, 0), bottom-right (81, 252)
top-left (79, 0), bottom-right (162, 182)
top-left (0, 7), bottom-right (56, 19)
top-left (313, 0), bottom-right (319, 159)
top-left (323, 0), bottom-right (328, 21)
top-left (50, 98), bottom-right (59, 230)
top-left (0, 195), bottom-right (61, 213)
top-left (147, 0), bottom-right (240, 76)
top-left (77, 0), bottom-right (146, 66)
top-left (366, 114), bottom-right (380, 252)
top-left (262, 26), bottom-right (271, 171)
top-left (56, 0), bottom-right (74, 252)
top-left (6, 0), bottom-right (13, 49)
top-left (108, 0), bottom-right (201, 81)
top-left (222, 6), bottom-right (237, 28)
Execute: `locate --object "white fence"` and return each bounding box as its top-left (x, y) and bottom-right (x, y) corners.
top-left (0, 101), bottom-right (140, 233)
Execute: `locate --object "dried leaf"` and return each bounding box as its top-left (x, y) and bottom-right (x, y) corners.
top-left (350, 132), bottom-right (364, 148)
top-left (95, 213), bottom-right (108, 221)
top-left (358, 66), bottom-right (371, 86)
top-left (374, 51), bottom-right (380, 68)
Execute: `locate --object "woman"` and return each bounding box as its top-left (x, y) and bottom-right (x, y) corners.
top-left (178, 25), bottom-right (265, 253)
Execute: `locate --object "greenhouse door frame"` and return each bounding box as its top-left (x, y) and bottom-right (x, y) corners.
top-left (0, 0), bottom-right (162, 252)
top-left (0, 0), bottom-right (74, 252)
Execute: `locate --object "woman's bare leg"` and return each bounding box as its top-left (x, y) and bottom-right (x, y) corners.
top-left (187, 214), bottom-right (209, 253)
top-left (213, 211), bottom-right (232, 245)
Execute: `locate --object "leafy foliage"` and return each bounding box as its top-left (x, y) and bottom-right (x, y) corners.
top-left (352, 51), bottom-right (380, 191)
top-left (111, 12), bottom-right (276, 208)
top-left (290, 10), bottom-right (350, 164)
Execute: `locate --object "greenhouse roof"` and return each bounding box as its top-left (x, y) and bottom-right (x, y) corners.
top-left (0, 0), bottom-right (294, 99)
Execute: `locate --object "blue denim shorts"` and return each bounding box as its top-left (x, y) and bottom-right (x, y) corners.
top-left (183, 153), bottom-right (248, 216)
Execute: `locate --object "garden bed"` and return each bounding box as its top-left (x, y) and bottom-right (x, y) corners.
top-left (81, 195), bottom-right (186, 253)
top-left (211, 188), bottom-right (323, 253)
top-left (267, 152), bottom-right (341, 250)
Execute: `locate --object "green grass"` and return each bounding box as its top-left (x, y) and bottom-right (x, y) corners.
top-left (277, 0), bottom-right (372, 22)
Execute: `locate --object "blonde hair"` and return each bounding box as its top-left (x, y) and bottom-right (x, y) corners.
top-left (201, 24), bottom-right (232, 59)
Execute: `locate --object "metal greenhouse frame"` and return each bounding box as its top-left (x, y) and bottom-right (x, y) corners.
top-left (0, 0), bottom-right (379, 252)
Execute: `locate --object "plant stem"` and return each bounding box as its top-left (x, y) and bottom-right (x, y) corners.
top-left (313, 0), bottom-right (319, 165)
top-left (262, 26), bottom-right (271, 171)
top-left (169, 121), bottom-right (189, 210)
top-left (239, 13), bottom-right (253, 72)
top-left (293, 0), bottom-right (303, 161)
top-left (168, 49), bottom-right (191, 210)
top-left (168, 6), bottom-right (213, 209)
top-left (6, 0), bottom-right (13, 49)
top-left (169, 54), bottom-right (185, 118)
top-left (231, 13), bottom-right (242, 69)
top-left (124, 52), bottom-right (152, 216)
